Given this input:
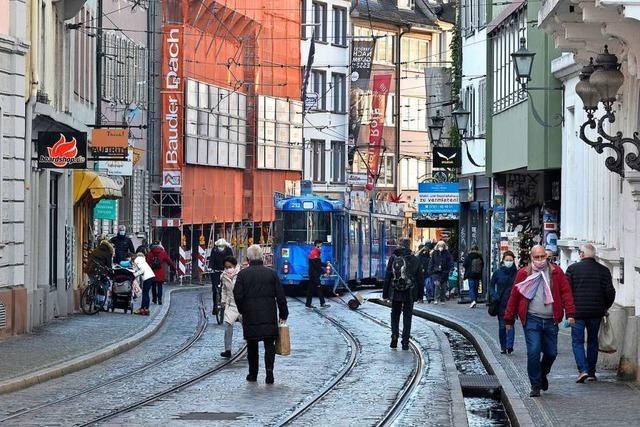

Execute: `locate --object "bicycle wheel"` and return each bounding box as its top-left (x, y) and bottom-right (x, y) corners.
top-left (81, 285), bottom-right (100, 315)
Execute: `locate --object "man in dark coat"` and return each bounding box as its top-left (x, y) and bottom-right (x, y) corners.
top-left (110, 225), bottom-right (135, 264)
top-left (566, 243), bottom-right (616, 383)
top-left (306, 239), bottom-right (329, 309)
top-left (383, 237), bottom-right (423, 350)
top-left (234, 244), bottom-right (289, 384)
top-left (146, 241), bottom-right (177, 305)
top-left (417, 245), bottom-right (431, 302)
top-left (428, 241), bottom-right (454, 304)
top-left (209, 238), bottom-right (234, 314)
top-left (463, 245), bottom-right (484, 307)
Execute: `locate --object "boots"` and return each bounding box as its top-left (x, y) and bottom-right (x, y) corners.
top-left (390, 335), bottom-right (398, 349)
top-left (266, 370), bottom-right (274, 384)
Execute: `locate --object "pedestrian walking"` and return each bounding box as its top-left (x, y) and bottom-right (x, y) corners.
top-left (110, 225), bottom-right (135, 264)
top-left (209, 238), bottom-right (234, 315)
top-left (133, 253), bottom-right (156, 316)
top-left (146, 241), bottom-right (177, 305)
top-left (306, 240), bottom-right (329, 309)
top-left (234, 245), bottom-right (288, 384)
top-left (490, 251), bottom-right (518, 354)
top-left (566, 243), bottom-right (616, 383)
top-left (505, 245), bottom-right (575, 397)
top-left (220, 256), bottom-right (241, 358)
top-left (383, 237), bottom-right (423, 350)
top-left (463, 245), bottom-right (484, 308)
top-left (135, 238), bottom-right (149, 255)
top-left (417, 245), bottom-right (432, 303)
top-left (427, 241), bottom-right (454, 304)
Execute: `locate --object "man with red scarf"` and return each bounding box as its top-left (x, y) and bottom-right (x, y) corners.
top-left (505, 245), bottom-right (575, 397)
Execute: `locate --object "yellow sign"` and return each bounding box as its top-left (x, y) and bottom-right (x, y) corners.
top-left (132, 147), bottom-right (144, 166)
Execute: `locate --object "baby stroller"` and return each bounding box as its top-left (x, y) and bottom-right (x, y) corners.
top-left (110, 265), bottom-right (136, 314)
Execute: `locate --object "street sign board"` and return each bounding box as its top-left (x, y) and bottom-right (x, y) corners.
top-left (417, 182), bottom-right (460, 216)
top-left (304, 92), bottom-right (318, 111)
top-left (37, 132), bottom-right (87, 169)
top-left (347, 172), bottom-right (368, 186)
top-left (98, 148), bottom-right (133, 176)
top-left (93, 199), bottom-right (117, 220)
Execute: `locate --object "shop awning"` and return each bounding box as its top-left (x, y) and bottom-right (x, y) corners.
top-left (73, 171), bottom-right (122, 204)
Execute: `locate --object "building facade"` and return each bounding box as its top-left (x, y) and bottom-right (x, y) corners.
top-left (538, 0), bottom-right (640, 379)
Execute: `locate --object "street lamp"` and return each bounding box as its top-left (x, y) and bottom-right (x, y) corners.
top-left (575, 58), bottom-right (599, 113)
top-left (428, 110), bottom-right (445, 145)
top-left (589, 45), bottom-right (624, 111)
top-left (452, 105), bottom-right (470, 137)
top-left (511, 37), bottom-right (535, 89)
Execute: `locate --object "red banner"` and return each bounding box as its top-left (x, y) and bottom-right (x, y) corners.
top-left (161, 24), bottom-right (184, 188)
top-left (366, 74), bottom-right (392, 191)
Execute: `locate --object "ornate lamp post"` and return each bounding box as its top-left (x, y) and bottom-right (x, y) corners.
top-left (428, 110), bottom-right (445, 146)
top-left (452, 104), bottom-right (470, 137)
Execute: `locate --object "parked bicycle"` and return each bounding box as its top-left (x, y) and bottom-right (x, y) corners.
top-left (81, 263), bottom-right (112, 315)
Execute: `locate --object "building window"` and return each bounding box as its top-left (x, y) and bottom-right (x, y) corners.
top-left (49, 175), bottom-right (59, 290)
top-left (378, 154), bottom-right (395, 186)
top-left (478, 78), bottom-right (487, 135)
top-left (311, 139), bottom-right (326, 182)
top-left (102, 32), bottom-right (147, 106)
top-left (332, 73), bottom-right (346, 113)
top-left (312, 1), bottom-right (327, 42)
top-left (464, 86), bottom-right (476, 137)
top-left (333, 6), bottom-right (347, 46)
top-left (401, 37), bottom-right (429, 70)
top-left (462, 0), bottom-right (486, 36)
top-left (353, 26), bottom-right (395, 64)
top-left (331, 141), bottom-right (345, 183)
top-left (257, 95), bottom-right (303, 171)
top-left (399, 158), bottom-right (427, 190)
top-left (398, 0), bottom-right (415, 10)
top-left (492, 8), bottom-right (527, 113)
top-left (311, 69), bottom-right (327, 110)
top-left (301, 0), bottom-right (307, 39)
top-left (401, 96), bottom-right (427, 131)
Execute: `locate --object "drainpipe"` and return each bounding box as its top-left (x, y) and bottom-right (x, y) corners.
top-left (24, 0), bottom-right (40, 297)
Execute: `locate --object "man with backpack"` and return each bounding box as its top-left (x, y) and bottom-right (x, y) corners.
top-left (383, 237), bottom-right (424, 350)
top-left (463, 245), bottom-right (484, 308)
top-left (146, 241), bottom-right (177, 305)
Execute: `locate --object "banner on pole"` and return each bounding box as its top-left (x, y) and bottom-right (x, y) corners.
top-left (366, 74), bottom-right (392, 190)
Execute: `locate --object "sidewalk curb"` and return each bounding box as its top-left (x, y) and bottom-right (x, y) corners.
top-left (371, 299), bottom-right (534, 427)
top-left (433, 325), bottom-right (469, 427)
top-left (0, 286), bottom-right (202, 395)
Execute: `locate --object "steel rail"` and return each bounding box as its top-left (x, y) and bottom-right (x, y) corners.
top-left (0, 292), bottom-right (209, 423)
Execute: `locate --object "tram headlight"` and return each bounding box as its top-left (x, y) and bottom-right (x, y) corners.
top-left (283, 262), bottom-right (290, 274)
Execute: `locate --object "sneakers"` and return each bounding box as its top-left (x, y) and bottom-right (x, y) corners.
top-left (158, 300), bottom-right (163, 305)
top-left (529, 388), bottom-right (541, 397)
top-left (390, 336), bottom-right (398, 349)
top-left (305, 305), bottom-right (316, 310)
top-left (220, 350), bottom-right (231, 358)
top-left (507, 348), bottom-right (514, 354)
top-left (541, 375), bottom-right (549, 391)
top-left (576, 372), bottom-right (589, 383)
top-left (401, 342), bottom-right (409, 351)
top-left (266, 370), bottom-right (274, 384)
top-left (587, 375), bottom-right (597, 382)
top-left (134, 308), bottom-right (150, 316)
top-left (470, 301), bottom-right (477, 308)
top-left (246, 374), bottom-right (257, 382)
top-left (320, 304), bottom-right (330, 309)
top-left (434, 301), bottom-right (439, 305)
top-left (152, 299), bottom-right (157, 305)
top-left (500, 349), bottom-right (507, 354)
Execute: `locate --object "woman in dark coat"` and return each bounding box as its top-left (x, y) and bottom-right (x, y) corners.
top-left (490, 250), bottom-right (518, 354)
top-left (233, 244), bottom-right (289, 384)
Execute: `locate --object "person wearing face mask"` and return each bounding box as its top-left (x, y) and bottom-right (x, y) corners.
top-left (209, 238), bottom-right (234, 315)
top-left (427, 241), bottom-right (454, 304)
top-left (504, 245), bottom-right (575, 397)
top-left (220, 256), bottom-right (241, 358)
top-left (490, 251), bottom-right (518, 354)
top-left (110, 225), bottom-right (135, 264)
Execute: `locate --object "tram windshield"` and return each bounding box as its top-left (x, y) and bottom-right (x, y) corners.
top-left (281, 211), bottom-right (332, 243)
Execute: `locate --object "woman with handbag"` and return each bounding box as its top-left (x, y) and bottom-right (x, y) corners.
top-left (490, 251), bottom-right (518, 354)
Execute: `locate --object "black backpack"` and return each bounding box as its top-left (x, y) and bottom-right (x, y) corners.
top-left (150, 254), bottom-right (162, 270)
top-left (470, 257), bottom-right (483, 275)
top-left (391, 256), bottom-right (413, 291)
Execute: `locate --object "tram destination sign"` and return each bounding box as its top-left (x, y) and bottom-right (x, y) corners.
top-left (417, 182), bottom-right (459, 216)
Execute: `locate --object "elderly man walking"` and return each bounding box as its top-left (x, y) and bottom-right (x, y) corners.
top-left (234, 245), bottom-right (289, 384)
top-left (505, 245), bottom-right (575, 397)
top-left (566, 243), bottom-right (616, 383)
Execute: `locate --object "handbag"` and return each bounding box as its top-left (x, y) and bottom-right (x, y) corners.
top-left (275, 321), bottom-right (291, 356)
top-left (488, 299), bottom-right (500, 317)
top-left (598, 315), bottom-right (617, 353)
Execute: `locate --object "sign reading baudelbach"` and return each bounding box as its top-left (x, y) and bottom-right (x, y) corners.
top-left (433, 147), bottom-right (461, 169)
top-left (161, 24), bottom-right (184, 188)
top-left (417, 182), bottom-right (460, 214)
top-left (37, 132), bottom-right (87, 169)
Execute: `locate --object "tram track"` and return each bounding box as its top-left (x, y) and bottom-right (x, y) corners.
top-left (0, 292), bottom-right (209, 424)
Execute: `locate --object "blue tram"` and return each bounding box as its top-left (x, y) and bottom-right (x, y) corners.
top-left (273, 193), bottom-right (404, 289)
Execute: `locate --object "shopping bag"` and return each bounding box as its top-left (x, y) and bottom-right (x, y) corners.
top-left (598, 315), bottom-right (617, 353)
top-left (275, 321), bottom-right (291, 356)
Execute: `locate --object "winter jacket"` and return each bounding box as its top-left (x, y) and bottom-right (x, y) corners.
top-left (234, 260), bottom-right (289, 341)
top-left (504, 264), bottom-right (576, 326)
top-left (463, 251), bottom-right (484, 280)
top-left (417, 250), bottom-right (430, 277)
top-left (110, 235), bottom-right (135, 264)
top-left (308, 246), bottom-right (326, 284)
top-left (428, 249), bottom-right (454, 281)
top-left (383, 247), bottom-right (424, 302)
top-left (566, 258), bottom-right (616, 319)
top-left (221, 268), bottom-right (241, 324)
top-left (87, 241), bottom-right (114, 275)
top-left (489, 264), bottom-right (518, 314)
top-left (209, 246), bottom-right (234, 272)
top-left (146, 245), bottom-right (176, 283)
top-left (133, 256), bottom-right (156, 282)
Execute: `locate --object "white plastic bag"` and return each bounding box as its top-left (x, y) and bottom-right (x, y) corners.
top-left (598, 315), bottom-right (617, 353)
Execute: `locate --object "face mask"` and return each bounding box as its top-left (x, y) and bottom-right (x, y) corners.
top-left (503, 261), bottom-right (514, 268)
top-left (217, 246), bottom-right (225, 252)
top-left (119, 231), bottom-right (125, 236)
top-left (225, 267), bottom-right (235, 274)
top-left (438, 247), bottom-right (444, 252)
top-left (533, 259), bottom-right (548, 270)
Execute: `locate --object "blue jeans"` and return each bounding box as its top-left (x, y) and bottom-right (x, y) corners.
top-left (498, 313), bottom-right (515, 350)
top-left (468, 279), bottom-right (479, 302)
top-left (141, 278), bottom-right (154, 309)
top-left (424, 277), bottom-right (435, 301)
top-left (523, 314), bottom-right (558, 390)
top-left (571, 318), bottom-right (601, 376)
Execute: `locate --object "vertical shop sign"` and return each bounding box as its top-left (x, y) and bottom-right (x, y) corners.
top-left (161, 25), bottom-right (184, 188)
top-left (366, 74), bottom-right (392, 190)
top-left (348, 40), bottom-right (376, 145)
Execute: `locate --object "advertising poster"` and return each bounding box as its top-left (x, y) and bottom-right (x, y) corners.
top-left (366, 74), bottom-right (392, 190)
top-left (37, 132), bottom-right (87, 169)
